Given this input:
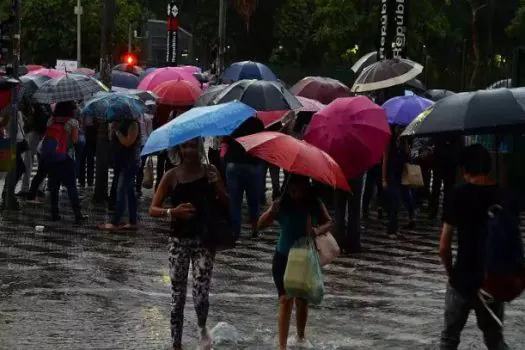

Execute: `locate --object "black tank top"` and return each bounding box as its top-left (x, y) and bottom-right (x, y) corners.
top-left (170, 175), bottom-right (213, 238)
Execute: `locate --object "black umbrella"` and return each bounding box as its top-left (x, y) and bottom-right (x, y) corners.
top-left (402, 88), bottom-right (525, 137)
top-left (20, 74), bottom-right (51, 99)
top-left (487, 78), bottom-right (511, 89)
top-left (351, 58), bottom-right (424, 93)
top-left (351, 51), bottom-right (377, 75)
top-left (195, 84), bottom-right (229, 107)
top-left (213, 80), bottom-right (302, 111)
top-left (406, 79), bottom-right (426, 91)
top-left (424, 89), bottom-right (456, 101)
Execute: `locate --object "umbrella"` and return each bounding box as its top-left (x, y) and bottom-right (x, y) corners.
top-left (73, 68), bottom-right (96, 77)
top-left (304, 96), bottom-right (391, 179)
top-left (25, 65), bottom-right (44, 72)
top-left (113, 64), bottom-right (144, 76)
top-left (141, 101), bottom-right (256, 156)
top-left (406, 78), bottom-right (426, 91)
top-left (138, 67), bottom-right (200, 90)
top-left (351, 51), bottom-right (378, 74)
top-left (32, 74), bottom-right (108, 104)
top-left (296, 96), bottom-right (326, 112)
top-left (81, 92), bottom-right (145, 122)
top-left (236, 131), bottom-right (350, 191)
top-left (488, 78), bottom-right (512, 89)
top-left (402, 88), bottom-right (525, 137)
top-left (26, 68), bottom-right (66, 79)
top-left (221, 61), bottom-right (277, 82)
top-left (138, 67), bottom-right (157, 82)
top-left (213, 80), bottom-right (302, 111)
top-left (257, 110), bottom-right (288, 128)
top-left (17, 66), bottom-right (29, 76)
top-left (112, 70), bottom-right (140, 89)
top-left (382, 95), bottom-right (433, 126)
top-left (179, 65), bottom-right (201, 73)
top-left (20, 74), bottom-right (51, 100)
top-left (195, 84), bottom-right (229, 106)
top-left (116, 89), bottom-right (158, 104)
top-left (290, 76), bottom-right (352, 105)
top-left (424, 89), bottom-right (456, 101)
top-left (152, 80), bottom-right (202, 106)
top-left (351, 58), bottom-right (424, 93)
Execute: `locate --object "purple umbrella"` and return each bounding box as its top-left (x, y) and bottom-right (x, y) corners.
top-left (382, 95), bottom-right (433, 126)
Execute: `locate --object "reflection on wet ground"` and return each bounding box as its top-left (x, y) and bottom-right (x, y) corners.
top-left (1, 187), bottom-right (525, 349)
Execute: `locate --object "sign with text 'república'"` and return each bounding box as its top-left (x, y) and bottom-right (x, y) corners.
top-left (377, 0), bottom-right (389, 60)
top-left (166, 1), bottom-right (179, 65)
top-left (392, 0), bottom-right (408, 58)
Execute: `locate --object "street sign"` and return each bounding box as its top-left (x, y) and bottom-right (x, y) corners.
top-left (56, 59), bottom-right (78, 72)
top-left (74, 6), bottom-right (83, 15)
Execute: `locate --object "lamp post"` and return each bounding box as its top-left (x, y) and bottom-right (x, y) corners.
top-left (74, 0), bottom-right (82, 67)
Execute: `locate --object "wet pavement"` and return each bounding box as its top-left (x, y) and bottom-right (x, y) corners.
top-left (1, 177), bottom-right (525, 349)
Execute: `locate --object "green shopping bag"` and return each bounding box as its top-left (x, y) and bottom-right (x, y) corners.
top-left (283, 236), bottom-right (325, 305)
top-left (0, 138), bottom-right (14, 172)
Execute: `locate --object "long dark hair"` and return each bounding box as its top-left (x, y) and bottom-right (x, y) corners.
top-left (280, 174), bottom-right (320, 215)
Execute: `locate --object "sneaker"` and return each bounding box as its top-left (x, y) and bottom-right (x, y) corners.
top-left (198, 327), bottom-right (212, 350)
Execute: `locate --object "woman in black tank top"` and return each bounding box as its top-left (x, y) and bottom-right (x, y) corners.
top-left (149, 138), bottom-right (228, 350)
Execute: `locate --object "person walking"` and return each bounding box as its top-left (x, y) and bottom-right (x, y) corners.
top-left (439, 144), bottom-right (513, 350)
top-left (258, 175), bottom-right (332, 350)
top-left (149, 138), bottom-right (228, 350)
top-left (99, 119), bottom-right (140, 231)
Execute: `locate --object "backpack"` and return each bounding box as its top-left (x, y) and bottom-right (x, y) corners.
top-left (40, 117), bottom-right (70, 162)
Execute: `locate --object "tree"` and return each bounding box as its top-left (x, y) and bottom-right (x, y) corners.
top-left (234, 0), bottom-right (258, 30)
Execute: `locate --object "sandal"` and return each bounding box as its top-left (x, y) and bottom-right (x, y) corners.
top-left (98, 223), bottom-right (123, 231)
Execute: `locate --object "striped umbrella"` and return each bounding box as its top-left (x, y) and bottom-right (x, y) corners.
top-left (351, 58), bottom-right (423, 93)
top-left (32, 74), bottom-right (108, 104)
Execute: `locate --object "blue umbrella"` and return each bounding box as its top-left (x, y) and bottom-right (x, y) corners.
top-left (221, 61), bottom-right (277, 82)
top-left (141, 101), bottom-right (256, 156)
top-left (81, 92), bottom-right (145, 122)
top-left (382, 95), bottom-right (433, 126)
top-left (111, 70), bottom-right (140, 89)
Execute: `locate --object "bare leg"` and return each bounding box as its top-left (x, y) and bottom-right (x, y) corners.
top-left (278, 295), bottom-right (294, 350)
top-left (295, 298), bottom-right (308, 340)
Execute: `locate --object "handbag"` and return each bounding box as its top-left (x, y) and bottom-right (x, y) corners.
top-left (142, 157), bottom-right (154, 189)
top-left (401, 163), bottom-right (424, 187)
top-left (315, 232), bottom-right (340, 266)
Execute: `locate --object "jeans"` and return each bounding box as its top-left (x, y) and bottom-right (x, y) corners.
top-left (430, 163), bottom-right (457, 215)
top-left (78, 126), bottom-right (96, 187)
top-left (135, 154), bottom-right (147, 193)
top-left (225, 162), bottom-right (262, 238)
top-left (22, 131), bottom-right (42, 191)
top-left (47, 157), bottom-right (81, 220)
top-left (111, 162), bottom-right (139, 226)
top-left (334, 176), bottom-right (363, 253)
top-left (440, 285), bottom-right (508, 350)
top-left (28, 154), bottom-right (48, 199)
top-left (386, 180), bottom-right (415, 235)
top-left (260, 162), bottom-right (281, 202)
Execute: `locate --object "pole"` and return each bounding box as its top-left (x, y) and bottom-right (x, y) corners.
top-left (76, 0), bottom-right (82, 67)
top-left (128, 23), bottom-right (132, 52)
top-left (217, 0), bottom-right (227, 77)
top-left (93, 0), bottom-right (115, 203)
top-left (5, 0), bottom-right (21, 210)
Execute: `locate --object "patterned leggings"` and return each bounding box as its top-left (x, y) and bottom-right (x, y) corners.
top-left (169, 238), bottom-right (215, 348)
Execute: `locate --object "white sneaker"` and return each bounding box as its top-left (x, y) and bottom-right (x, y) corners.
top-left (198, 327), bottom-right (213, 350)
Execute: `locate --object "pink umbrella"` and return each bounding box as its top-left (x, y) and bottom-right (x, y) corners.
top-left (296, 96), bottom-right (325, 112)
top-left (137, 67), bottom-right (200, 91)
top-left (73, 68), bottom-right (95, 76)
top-left (304, 96), bottom-right (391, 179)
top-left (26, 65), bottom-right (44, 72)
top-left (26, 68), bottom-right (66, 79)
top-left (178, 65), bottom-right (201, 73)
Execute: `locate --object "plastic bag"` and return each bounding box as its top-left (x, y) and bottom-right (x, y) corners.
top-left (284, 237), bottom-right (324, 305)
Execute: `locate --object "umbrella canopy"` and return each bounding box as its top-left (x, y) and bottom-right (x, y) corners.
top-left (113, 64), bottom-right (144, 76)
top-left (195, 84), bottom-right (229, 106)
top-left (487, 78), bottom-right (512, 89)
top-left (138, 67), bottom-right (200, 90)
top-left (81, 92), bottom-right (145, 122)
top-left (214, 79), bottom-right (302, 111)
top-left (32, 74), bottom-right (108, 104)
top-left (20, 74), bottom-right (51, 100)
top-left (221, 61), bottom-right (277, 82)
top-left (236, 131), bottom-right (350, 191)
top-left (406, 78), bottom-right (426, 91)
top-left (73, 68), bottom-right (96, 77)
top-left (116, 89), bottom-right (158, 104)
top-left (351, 51), bottom-right (378, 74)
top-left (382, 95), bottom-right (433, 126)
top-left (141, 101), bottom-right (256, 156)
top-left (112, 70), bottom-right (140, 89)
top-left (290, 76), bottom-right (352, 105)
top-left (179, 65), bottom-right (201, 73)
top-left (402, 88), bottom-right (525, 137)
top-left (25, 65), bottom-right (44, 72)
top-left (152, 80), bottom-right (202, 106)
top-left (257, 110), bottom-right (288, 128)
top-left (138, 67), bottom-right (157, 82)
top-left (26, 68), bottom-right (66, 79)
top-left (424, 89), bottom-right (456, 101)
top-left (304, 96), bottom-right (391, 179)
top-left (296, 96), bottom-right (326, 112)
top-left (351, 58), bottom-right (423, 93)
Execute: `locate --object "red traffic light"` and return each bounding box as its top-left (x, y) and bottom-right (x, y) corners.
top-left (123, 53), bottom-right (137, 66)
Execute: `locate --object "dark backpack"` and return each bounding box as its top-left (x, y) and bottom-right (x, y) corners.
top-left (480, 203), bottom-right (525, 303)
top-left (40, 117), bottom-right (70, 162)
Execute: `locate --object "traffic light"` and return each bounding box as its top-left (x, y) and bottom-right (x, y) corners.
top-left (123, 53), bottom-right (137, 66)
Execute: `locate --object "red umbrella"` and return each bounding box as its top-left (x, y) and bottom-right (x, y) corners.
top-left (152, 79), bottom-right (202, 106)
top-left (304, 96), bottom-right (391, 179)
top-left (236, 131), bottom-right (350, 191)
top-left (257, 110), bottom-right (287, 128)
top-left (26, 65), bottom-right (44, 72)
top-left (290, 76), bottom-right (352, 105)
